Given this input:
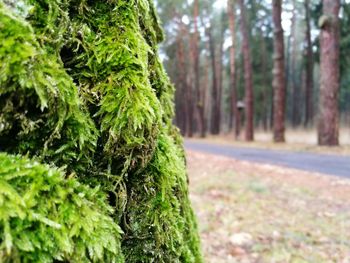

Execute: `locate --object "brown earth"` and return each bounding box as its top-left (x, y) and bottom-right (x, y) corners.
top-left (187, 150), bottom-right (350, 263)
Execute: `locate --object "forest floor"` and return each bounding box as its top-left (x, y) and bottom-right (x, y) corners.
top-left (187, 150), bottom-right (350, 263)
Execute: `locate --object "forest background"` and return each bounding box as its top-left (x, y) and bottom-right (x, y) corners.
top-left (156, 0), bottom-right (350, 146)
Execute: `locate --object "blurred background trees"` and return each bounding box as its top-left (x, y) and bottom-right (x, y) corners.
top-left (156, 0), bottom-right (350, 146)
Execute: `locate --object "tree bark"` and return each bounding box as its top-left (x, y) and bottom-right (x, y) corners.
top-left (290, 0), bottom-right (299, 127)
top-left (192, 0), bottom-right (206, 137)
top-left (175, 32), bottom-right (187, 134)
top-left (304, 0), bottom-right (314, 127)
top-left (203, 41), bottom-right (211, 133)
top-left (207, 25), bottom-right (220, 135)
top-left (227, 0), bottom-right (240, 139)
top-left (259, 28), bottom-right (269, 132)
top-left (272, 0), bottom-right (286, 142)
top-left (238, 0), bottom-right (254, 141)
top-left (177, 23), bottom-right (193, 137)
top-left (318, 0), bottom-right (340, 146)
top-left (215, 14), bottom-right (224, 135)
top-left (202, 54), bottom-right (209, 136)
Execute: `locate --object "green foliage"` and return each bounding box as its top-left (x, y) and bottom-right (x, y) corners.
top-left (0, 153), bottom-right (123, 263)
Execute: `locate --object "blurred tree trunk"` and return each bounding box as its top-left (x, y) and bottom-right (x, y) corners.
top-left (259, 28), bottom-right (269, 131)
top-left (175, 33), bottom-right (186, 134)
top-left (215, 14), bottom-right (225, 135)
top-left (192, 0), bottom-right (206, 137)
top-left (304, 0), bottom-right (314, 127)
top-left (227, 0), bottom-right (240, 139)
top-left (272, 0), bottom-right (286, 142)
top-left (238, 0), bottom-right (254, 141)
top-left (318, 0), bottom-right (340, 146)
top-left (202, 56), bottom-right (210, 135)
top-left (177, 23), bottom-right (193, 137)
top-left (207, 25), bottom-right (220, 135)
top-left (290, 0), bottom-right (299, 127)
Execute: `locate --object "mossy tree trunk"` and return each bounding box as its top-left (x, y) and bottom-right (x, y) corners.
top-left (0, 0), bottom-right (202, 262)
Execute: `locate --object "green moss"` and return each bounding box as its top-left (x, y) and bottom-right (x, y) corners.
top-left (122, 131), bottom-right (201, 262)
top-left (0, 153), bottom-right (123, 263)
top-left (0, 3), bottom-right (98, 174)
top-left (64, 0), bottom-right (162, 176)
top-left (0, 0), bottom-right (202, 262)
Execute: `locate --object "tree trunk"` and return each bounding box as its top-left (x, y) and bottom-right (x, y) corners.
top-left (318, 0), bottom-right (340, 146)
top-left (290, 0), bottom-right (299, 127)
top-left (215, 14), bottom-right (224, 135)
top-left (204, 42), bottom-right (211, 134)
top-left (192, 0), bottom-right (205, 137)
top-left (175, 32), bottom-right (187, 134)
top-left (178, 23), bottom-right (193, 137)
top-left (259, 28), bottom-right (269, 131)
top-left (272, 0), bottom-right (286, 142)
top-left (238, 0), bottom-right (254, 141)
top-left (304, 0), bottom-right (314, 127)
top-left (207, 25), bottom-right (220, 135)
top-left (227, 0), bottom-right (240, 139)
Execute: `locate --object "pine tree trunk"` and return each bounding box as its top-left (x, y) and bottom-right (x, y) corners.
top-left (259, 28), bottom-right (269, 131)
top-left (192, 0), bottom-right (205, 137)
top-left (227, 0), bottom-right (240, 139)
top-left (238, 0), bottom-right (254, 141)
top-left (203, 45), bottom-right (211, 134)
top-left (207, 25), bottom-right (219, 135)
top-left (304, 0), bottom-right (314, 127)
top-left (318, 0), bottom-right (340, 146)
top-left (290, 0), bottom-right (299, 127)
top-left (176, 33), bottom-right (187, 134)
top-left (215, 14), bottom-right (225, 135)
top-left (178, 23), bottom-right (193, 137)
top-left (186, 78), bottom-right (194, 137)
top-left (272, 0), bottom-right (286, 142)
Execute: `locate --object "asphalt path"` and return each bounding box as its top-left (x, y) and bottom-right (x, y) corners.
top-left (185, 140), bottom-right (350, 178)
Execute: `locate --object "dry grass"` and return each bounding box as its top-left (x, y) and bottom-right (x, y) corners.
top-left (187, 151), bottom-right (350, 263)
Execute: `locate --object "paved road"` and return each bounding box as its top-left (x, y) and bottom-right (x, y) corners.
top-left (185, 140), bottom-right (350, 178)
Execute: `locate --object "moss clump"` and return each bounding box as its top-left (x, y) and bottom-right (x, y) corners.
top-left (122, 132), bottom-right (201, 262)
top-left (0, 153), bottom-right (123, 263)
top-left (0, 0), bottom-right (202, 262)
top-left (0, 3), bottom-right (98, 174)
